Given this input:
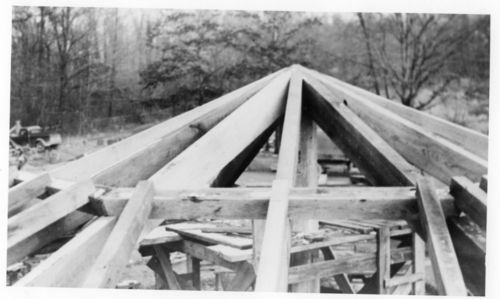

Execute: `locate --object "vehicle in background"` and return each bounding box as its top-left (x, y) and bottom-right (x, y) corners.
top-left (10, 121), bottom-right (62, 152)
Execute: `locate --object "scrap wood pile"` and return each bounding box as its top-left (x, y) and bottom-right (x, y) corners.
top-left (7, 65), bottom-right (487, 295)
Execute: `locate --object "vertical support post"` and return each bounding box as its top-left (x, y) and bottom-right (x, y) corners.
top-left (290, 112), bottom-right (320, 293)
top-left (377, 226), bottom-right (390, 294)
top-left (191, 257), bottom-right (201, 290)
top-left (412, 232), bottom-right (425, 295)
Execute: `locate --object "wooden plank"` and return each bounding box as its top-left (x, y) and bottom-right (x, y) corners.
top-left (290, 110), bottom-right (320, 293)
top-left (225, 262), bottom-right (256, 291)
top-left (291, 234), bottom-right (375, 253)
top-left (14, 217), bottom-right (116, 287)
top-left (412, 232), bottom-right (425, 295)
top-left (300, 67), bottom-right (487, 183)
top-left (7, 211), bottom-right (93, 266)
top-left (321, 247), bottom-right (355, 293)
top-left (82, 181), bottom-right (154, 288)
top-left (480, 175), bottom-right (488, 192)
top-left (191, 257), bottom-right (201, 290)
top-left (254, 180), bottom-right (292, 291)
top-left (164, 225), bottom-right (253, 250)
top-left (255, 71), bottom-right (303, 292)
top-left (287, 247), bottom-right (412, 284)
top-left (377, 226), bottom-right (391, 294)
top-left (175, 240), bottom-right (249, 271)
top-left (96, 186), bottom-right (456, 220)
top-left (154, 246), bottom-right (181, 290)
top-left (447, 216), bottom-right (486, 296)
top-left (302, 74), bottom-right (419, 187)
top-left (8, 172), bottom-right (51, 217)
top-left (139, 226), bottom-right (182, 247)
top-left (7, 180), bottom-right (95, 265)
top-left (201, 227), bottom-right (252, 234)
top-left (416, 177), bottom-right (467, 296)
top-left (450, 176), bottom-right (487, 230)
top-left (50, 68), bottom-right (287, 184)
top-left (305, 66), bottom-right (488, 160)
top-left (208, 245), bottom-right (253, 262)
top-left (150, 71), bottom-right (291, 191)
top-left (386, 261), bottom-right (414, 294)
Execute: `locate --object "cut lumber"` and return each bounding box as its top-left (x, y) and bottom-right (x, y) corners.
top-left (307, 66), bottom-right (488, 160)
top-left (164, 227), bottom-right (252, 250)
top-left (291, 234), bottom-right (375, 253)
top-left (256, 71), bottom-right (303, 292)
top-left (81, 181), bottom-right (154, 288)
top-left (95, 186), bottom-right (456, 220)
top-left (377, 226), bottom-right (391, 294)
top-left (8, 172), bottom-right (51, 217)
top-left (412, 232), bottom-right (425, 295)
top-left (321, 247), bottom-right (355, 293)
top-left (8, 180), bottom-right (95, 265)
top-left (139, 226), bottom-right (182, 247)
top-left (287, 247), bottom-right (412, 284)
top-left (208, 245), bottom-right (253, 262)
top-left (14, 217), bottom-right (117, 287)
top-left (450, 176), bottom-right (487, 230)
top-left (479, 175), bottom-right (488, 192)
top-left (154, 246), bottom-right (181, 290)
top-left (302, 73), bottom-right (419, 186)
top-left (290, 104), bottom-right (320, 293)
top-left (225, 262), bottom-right (256, 291)
top-left (416, 177), bottom-right (467, 296)
top-left (50, 68), bottom-right (287, 185)
top-left (150, 71), bottom-right (291, 191)
top-left (300, 67), bottom-right (487, 183)
top-left (448, 216), bottom-right (486, 296)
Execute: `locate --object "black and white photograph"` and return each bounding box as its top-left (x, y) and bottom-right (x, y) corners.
top-left (2, 0), bottom-right (499, 298)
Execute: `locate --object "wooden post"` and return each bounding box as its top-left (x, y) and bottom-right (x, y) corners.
top-left (290, 111), bottom-right (320, 293)
top-left (412, 232), bottom-right (425, 295)
top-left (377, 226), bottom-right (391, 294)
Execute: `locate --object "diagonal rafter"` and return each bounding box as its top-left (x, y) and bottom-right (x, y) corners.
top-left (298, 66), bottom-right (486, 184)
top-left (255, 69), bottom-right (303, 292)
top-left (306, 67), bottom-right (488, 160)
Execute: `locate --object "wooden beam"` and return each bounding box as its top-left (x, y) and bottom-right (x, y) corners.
top-left (377, 226), bottom-right (391, 294)
top-left (14, 217), bottom-right (116, 287)
top-left (305, 66), bottom-right (488, 160)
top-left (412, 232), bottom-right (426, 295)
top-left (447, 216), bottom-right (486, 296)
top-left (212, 120), bottom-right (279, 187)
top-left (299, 67), bottom-right (487, 183)
top-left (255, 71), bottom-right (303, 292)
top-left (149, 71), bottom-right (290, 191)
top-left (8, 172), bottom-right (51, 217)
top-left (287, 247), bottom-right (412, 284)
top-left (154, 246), bottom-right (181, 290)
top-left (480, 175), bottom-right (488, 192)
top-left (290, 111), bottom-right (320, 293)
top-left (450, 176), bottom-right (487, 230)
top-left (416, 177), bottom-right (467, 296)
top-left (321, 247), bottom-right (355, 293)
top-left (8, 180), bottom-right (95, 266)
top-left (95, 186), bottom-right (457, 220)
top-left (82, 181), bottom-right (154, 288)
top-left (50, 68), bottom-right (287, 185)
top-left (225, 262), bottom-right (256, 291)
top-left (302, 74), bottom-right (419, 186)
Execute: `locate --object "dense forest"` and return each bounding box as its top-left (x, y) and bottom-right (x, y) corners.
top-left (10, 7), bottom-right (490, 134)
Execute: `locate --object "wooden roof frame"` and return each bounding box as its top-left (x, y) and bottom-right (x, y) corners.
top-left (8, 65), bottom-right (488, 295)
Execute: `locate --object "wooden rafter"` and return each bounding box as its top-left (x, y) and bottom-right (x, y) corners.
top-left (299, 66), bottom-right (487, 183)
top-left (255, 70), bottom-right (303, 292)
